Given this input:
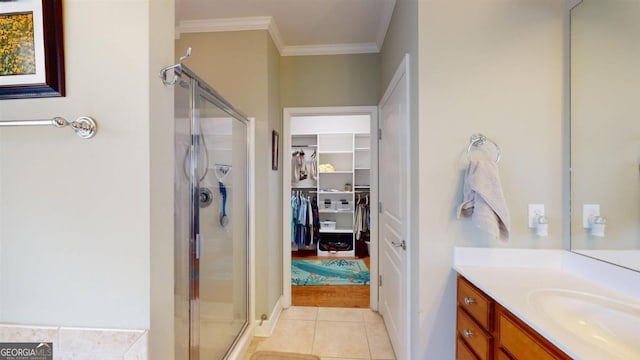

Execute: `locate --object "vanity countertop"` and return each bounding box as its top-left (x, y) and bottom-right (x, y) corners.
top-left (454, 247), bottom-right (640, 360)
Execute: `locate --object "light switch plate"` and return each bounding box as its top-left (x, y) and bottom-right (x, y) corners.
top-left (583, 204), bottom-right (600, 228)
top-left (528, 204), bottom-right (545, 228)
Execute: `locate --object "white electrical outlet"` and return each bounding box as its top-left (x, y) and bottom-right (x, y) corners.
top-left (528, 204), bottom-right (545, 228)
top-left (583, 204), bottom-right (600, 228)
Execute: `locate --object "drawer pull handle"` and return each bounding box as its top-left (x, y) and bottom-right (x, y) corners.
top-left (463, 329), bottom-right (473, 338)
top-left (464, 297), bottom-right (476, 305)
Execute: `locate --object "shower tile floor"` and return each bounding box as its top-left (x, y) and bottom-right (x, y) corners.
top-left (243, 306), bottom-right (396, 360)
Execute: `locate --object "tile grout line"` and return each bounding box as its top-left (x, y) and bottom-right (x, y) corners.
top-left (364, 318), bottom-right (373, 360)
top-left (311, 317), bottom-right (319, 355)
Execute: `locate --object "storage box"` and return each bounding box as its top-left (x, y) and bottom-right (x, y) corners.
top-left (320, 221), bottom-right (336, 230)
top-left (337, 199), bottom-right (351, 211)
top-left (322, 199), bottom-right (336, 210)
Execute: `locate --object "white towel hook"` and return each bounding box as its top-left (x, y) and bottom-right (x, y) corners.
top-left (466, 133), bottom-right (501, 163)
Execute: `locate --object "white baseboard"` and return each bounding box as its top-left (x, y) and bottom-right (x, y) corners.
top-left (253, 296), bottom-right (283, 337)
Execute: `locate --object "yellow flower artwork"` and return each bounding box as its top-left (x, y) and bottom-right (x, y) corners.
top-left (0, 12), bottom-right (36, 76)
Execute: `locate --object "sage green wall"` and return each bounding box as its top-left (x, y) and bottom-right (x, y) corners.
top-left (280, 54), bottom-right (381, 107)
top-left (175, 30), bottom-right (283, 321)
top-left (266, 33), bottom-right (283, 315)
top-left (415, 0), bottom-right (565, 358)
top-left (379, 0), bottom-right (420, 358)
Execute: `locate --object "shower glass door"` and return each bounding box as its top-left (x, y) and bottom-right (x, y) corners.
top-left (175, 71), bottom-right (249, 360)
top-left (197, 89), bottom-right (248, 359)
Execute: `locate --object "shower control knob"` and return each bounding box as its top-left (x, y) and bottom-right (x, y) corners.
top-left (199, 188), bottom-right (213, 208)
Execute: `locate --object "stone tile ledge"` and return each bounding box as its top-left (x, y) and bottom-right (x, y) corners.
top-left (0, 324), bottom-right (148, 360)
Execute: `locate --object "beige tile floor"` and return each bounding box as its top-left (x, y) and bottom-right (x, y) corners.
top-left (244, 307), bottom-right (396, 360)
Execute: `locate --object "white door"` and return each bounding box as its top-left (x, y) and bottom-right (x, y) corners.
top-left (378, 55), bottom-right (410, 360)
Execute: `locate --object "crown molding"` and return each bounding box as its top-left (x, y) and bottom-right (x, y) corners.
top-left (265, 18), bottom-right (285, 54)
top-left (176, 16), bottom-right (285, 54)
top-left (178, 16), bottom-right (271, 33)
top-left (281, 43), bottom-right (380, 57)
top-left (175, 17), bottom-right (381, 56)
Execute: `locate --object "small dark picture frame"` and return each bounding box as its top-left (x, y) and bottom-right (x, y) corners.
top-left (272, 130), bottom-right (279, 171)
top-left (0, 0), bottom-right (65, 99)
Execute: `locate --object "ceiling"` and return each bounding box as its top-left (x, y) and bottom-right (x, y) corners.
top-left (175, 0), bottom-right (397, 56)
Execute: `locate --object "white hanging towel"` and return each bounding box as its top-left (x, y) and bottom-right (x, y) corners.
top-left (457, 159), bottom-right (510, 240)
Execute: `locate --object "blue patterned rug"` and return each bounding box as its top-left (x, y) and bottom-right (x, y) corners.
top-left (291, 259), bottom-right (370, 286)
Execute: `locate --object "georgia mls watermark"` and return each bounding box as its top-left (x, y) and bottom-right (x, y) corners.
top-left (0, 343), bottom-right (52, 360)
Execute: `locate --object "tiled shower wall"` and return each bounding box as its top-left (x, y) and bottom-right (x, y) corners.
top-left (0, 324), bottom-right (148, 359)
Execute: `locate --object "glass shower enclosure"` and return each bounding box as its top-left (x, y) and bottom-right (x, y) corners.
top-left (174, 65), bottom-right (250, 360)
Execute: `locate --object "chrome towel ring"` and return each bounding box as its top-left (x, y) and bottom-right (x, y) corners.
top-left (466, 133), bottom-right (501, 163)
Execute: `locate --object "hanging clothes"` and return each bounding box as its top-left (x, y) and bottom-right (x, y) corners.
top-left (354, 193), bottom-right (370, 240)
top-left (291, 191), bottom-right (318, 248)
top-left (311, 196), bottom-right (320, 244)
top-left (291, 150), bottom-right (308, 182)
top-left (297, 195), bottom-right (308, 246)
top-left (291, 194), bottom-right (297, 245)
top-left (354, 195), bottom-right (363, 240)
top-left (309, 150), bottom-right (318, 181)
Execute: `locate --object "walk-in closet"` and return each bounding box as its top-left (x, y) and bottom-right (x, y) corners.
top-left (284, 110), bottom-right (378, 309)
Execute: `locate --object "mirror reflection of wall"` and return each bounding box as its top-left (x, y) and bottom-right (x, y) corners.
top-left (570, 0), bottom-right (640, 271)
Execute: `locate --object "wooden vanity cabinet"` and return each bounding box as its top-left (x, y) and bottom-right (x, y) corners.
top-left (457, 275), bottom-right (494, 359)
top-left (496, 305), bottom-right (572, 360)
top-left (456, 275), bottom-right (571, 360)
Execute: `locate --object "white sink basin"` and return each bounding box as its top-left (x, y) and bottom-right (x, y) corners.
top-left (527, 288), bottom-right (640, 359)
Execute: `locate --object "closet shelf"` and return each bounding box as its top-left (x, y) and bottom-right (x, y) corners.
top-left (320, 229), bottom-right (353, 234)
top-left (319, 209), bottom-right (354, 214)
top-left (319, 150), bottom-right (353, 154)
top-left (354, 168), bottom-right (370, 171)
top-left (354, 147), bottom-right (370, 151)
top-left (319, 171), bottom-right (353, 174)
top-left (318, 191), bottom-right (353, 195)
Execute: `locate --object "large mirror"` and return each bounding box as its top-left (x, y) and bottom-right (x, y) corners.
top-left (570, 0), bottom-right (640, 271)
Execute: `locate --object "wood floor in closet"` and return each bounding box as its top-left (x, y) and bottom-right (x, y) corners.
top-left (291, 252), bottom-right (370, 308)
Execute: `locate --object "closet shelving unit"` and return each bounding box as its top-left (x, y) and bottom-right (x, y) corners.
top-left (291, 132), bottom-right (370, 257)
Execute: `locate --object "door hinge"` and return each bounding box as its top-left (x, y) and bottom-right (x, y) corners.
top-left (378, 128), bottom-right (382, 140)
top-left (379, 202), bottom-right (383, 213)
top-left (379, 275), bottom-right (382, 287)
top-left (392, 239), bottom-right (407, 251)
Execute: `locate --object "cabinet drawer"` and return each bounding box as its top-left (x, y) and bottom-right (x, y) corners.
top-left (498, 310), bottom-right (570, 360)
top-left (457, 336), bottom-right (480, 360)
top-left (458, 276), bottom-right (492, 329)
top-left (457, 308), bottom-right (492, 360)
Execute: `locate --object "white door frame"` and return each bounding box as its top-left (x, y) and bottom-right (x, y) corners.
top-left (282, 106), bottom-right (379, 310)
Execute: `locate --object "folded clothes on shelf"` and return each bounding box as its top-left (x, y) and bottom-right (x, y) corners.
top-left (318, 163), bottom-right (335, 172)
